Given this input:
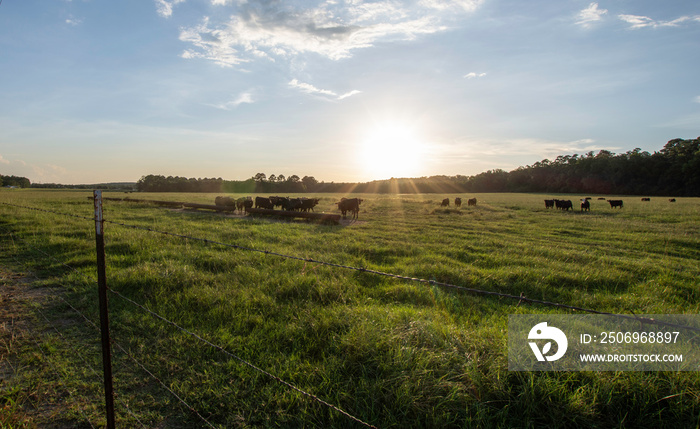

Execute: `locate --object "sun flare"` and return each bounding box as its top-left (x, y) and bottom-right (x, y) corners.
top-left (359, 123), bottom-right (427, 179)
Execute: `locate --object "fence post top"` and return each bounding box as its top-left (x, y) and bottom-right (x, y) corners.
top-left (94, 190), bottom-right (103, 235)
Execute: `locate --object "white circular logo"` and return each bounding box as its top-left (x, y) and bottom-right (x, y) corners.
top-left (528, 322), bottom-right (568, 362)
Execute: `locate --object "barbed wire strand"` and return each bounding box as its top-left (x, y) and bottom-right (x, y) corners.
top-left (35, 307), bottom-right (148, 428)
top-left (99, 217), bottom-right (700, 333)
top-left (110, 337), bottom-right (219, 429)
top-left (26, 335), bottom-right (97, 429)
top-left (3, 230), bottom-right (217, 428)
top-left (0, 201), bottom-right (95, 223)
top-left (108, 288), bottom-right (378, 428)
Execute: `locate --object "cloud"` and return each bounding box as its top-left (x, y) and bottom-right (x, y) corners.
top-left (0, 155), bottom-right (10, 165)
top-left (618, 14), bottom-right (700, 29)
top-left (338, 90), bottom-right (362, 100)
top-left (209, 91), bottom-right (255, 110)
top-left (65, 16), bottom-right (83, 26)
top-left (175, 1), bottom-right (483, 67)
top-left (464, 72), bottom-right (486, 79)
top-left (576, 2), bottom-right (607, 28)
top-left (289, 79), bottom-right (361, 100)
top-left (155, 0), bottom-right (186, 18)
top-left (451, 137), bottom-right (610, 158)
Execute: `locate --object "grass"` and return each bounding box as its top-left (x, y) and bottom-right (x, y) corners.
top-left (1, 189), bottom-right (699, 427)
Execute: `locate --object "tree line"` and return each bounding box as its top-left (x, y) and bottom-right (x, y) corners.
top-left (134, 138), bottom-right (699, 196)
top-left (11, 138), bottom-right (699, 196)
top-left (135, 174), bottom-right (321, 193)
top-left (459, 137), bottom-right (699, 196)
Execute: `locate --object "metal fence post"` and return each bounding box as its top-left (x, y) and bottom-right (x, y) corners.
top-left (94, 190), bottom-right (116, 429)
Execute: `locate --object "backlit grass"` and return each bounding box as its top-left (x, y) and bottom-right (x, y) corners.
top-left (1, 189), bottom-right (699, 427)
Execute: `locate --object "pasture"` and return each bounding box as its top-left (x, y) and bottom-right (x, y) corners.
top-left (1, 189), bottom-right (699, 428)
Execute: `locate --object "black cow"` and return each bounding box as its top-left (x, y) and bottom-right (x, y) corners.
top-left (236, 197), bottom-right (253, 213)
top-left (282, 198), bottom-right (303, 211)
top-left (441, 198), bottom-right (450, 207)
top-left (559, 200), bottom-right (573, 211)
top-left (255, 196), bottom-right (274, 210)
top-left (669, 198), bottom-right (677, 203)
top-left (336, 198), bottom-right (362, 219)
top-left (608, 200), bottom-right (623, 209)
top-left (641, 198), bottom-right (651, 202)
top-left (580, 200), bottom-right (590, 212)
top-left (300, 198), bottom-right (320, 212)
top-left (215, 196), bottom-right (236, 207)
top-left (269, 196), bottom-right (287, 208)
top-left (455, 198), bottom-right (462, 207)
top-left (544, 199), bottom-right (554, 209)
top-left (468, 198), bottom-right (477, 206)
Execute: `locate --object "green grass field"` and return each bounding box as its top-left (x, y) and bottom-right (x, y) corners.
top-left (1, 189), bottom-right (699, 428)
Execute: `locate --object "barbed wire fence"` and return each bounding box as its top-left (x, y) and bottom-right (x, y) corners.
top-left (1, 193), bottom-right (699, 427)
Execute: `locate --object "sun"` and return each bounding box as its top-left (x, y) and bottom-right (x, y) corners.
top-left (359, 123), bottom-right (427, 179)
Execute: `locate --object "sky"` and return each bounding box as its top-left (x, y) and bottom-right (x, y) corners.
top-left (1, 0), bottom-right (699, 184)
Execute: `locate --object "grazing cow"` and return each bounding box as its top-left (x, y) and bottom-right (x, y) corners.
top-left (215, 196), bottom-right (236, 207)
top-left (598, 197), bottom-right (606, 200)
top-left (558, 200), bottom-right (573, 211)
top-left (235, 197), bottom-right (252, 212)
top-left (255, 196), bottom-right (274, 210)
top-left (282, 198), bottom-right (303, 211)
top-left (580, 200), bottom-right (590, 212)
top-left (237, 197), bottom-right (253, 213)
top-left (269, 196), bottom-right (287, 208)
top-left (441, 198), bottom-right (450, 207)
top-left (300, 198), bottom-right (320, 212)
top-left (608, 200), bottom-right (623, 209)
top-left (669, 198), bottom-right (677, 203)
top-left (455, 198), bottom-right (462, 207)
top-left (641, 198), bottom-right (651, 202)
top-left (544, 199), bottom-right (555, 209)
top-left (336, 198), bottom-right (362, 219)
top-left (468, 198), bottom-right (477, 206)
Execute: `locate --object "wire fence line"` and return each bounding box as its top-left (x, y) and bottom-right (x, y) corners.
top-left (99, 214), bottom-right (700, 333)
top-left (26, 333), bottom-right (98, 429)
top-left (3, 229), bottom-right (259, 428)
top-left (0, 201), bottom-right (379, 428)
top-left (2, 200), bottom-right (696, 331)
top-left (34, 306), bottom-right (148, 428)
top-left (108, 287), bottom-right (378, 429)
top-left (2, 198), bottom-right (700, 426)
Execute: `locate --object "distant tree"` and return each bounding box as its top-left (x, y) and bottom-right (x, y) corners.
top-left (302, 176), bottom-right (318, 191)
top-left (0, 175), bottom-right (31, 188)
top-left (253, 173), bottom-right (267, 183)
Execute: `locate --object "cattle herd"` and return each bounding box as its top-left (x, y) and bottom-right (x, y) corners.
top-left (214, 195), bottom-right (364, 219)
top-left (544, 197), bottom-right (677, 212)
top-left (213, 194), bottom-right (681, 222)
top-left (545, 198), bottom-right (625, 211)
top-left (215, 196), bottom-right (253, 212)
top-left (442, 197), bottom-right (477, 207)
